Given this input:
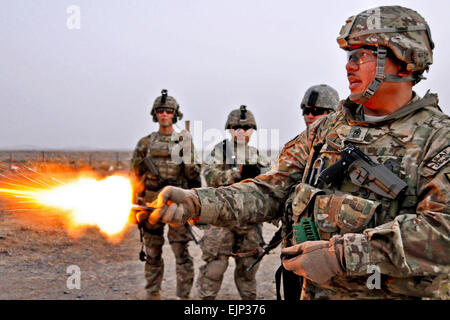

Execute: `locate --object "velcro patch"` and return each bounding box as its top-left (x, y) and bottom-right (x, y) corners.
top-left (426, 146), bottom-right (450, 171)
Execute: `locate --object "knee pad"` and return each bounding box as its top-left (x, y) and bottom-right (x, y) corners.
top-left (204, 259), bottom-right (228, 281)
top-left (145, 246), bottom-right (162, 261)
top-left (145, 255), bottom-right (162, 266)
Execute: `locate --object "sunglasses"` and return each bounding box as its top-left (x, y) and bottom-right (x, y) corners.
top-left (155, 107), bottom-right (174, 114)
top-left (347, 48), bottom-right (377, 65)
top-left (302, 107), bottom-right (327, 116)
top-left (231, 125), bottom-right (253, 131)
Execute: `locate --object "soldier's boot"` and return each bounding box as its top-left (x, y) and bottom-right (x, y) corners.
top-left (197, 258), bottom-right (228, 300)
top-left (235, 257), bottom-right (258, 300)
top-left (145, 291), bottom-right (161, 300)
top-left (144, 255), bottom-right (164, 300)
top-left (171, 241), bottom-right (194, 299)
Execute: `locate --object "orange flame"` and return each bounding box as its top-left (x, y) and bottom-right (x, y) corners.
top-left (35, 175), bottom-right (133, 235)
top-left (0, 165), bottom-right (135, 241)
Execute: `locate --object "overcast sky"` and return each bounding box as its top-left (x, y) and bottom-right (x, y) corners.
top-left (1, 0), bottom-right (449, 151)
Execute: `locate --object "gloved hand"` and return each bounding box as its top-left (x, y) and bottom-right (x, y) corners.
top-left (146, 186), bottom-right (201, 226)
top-left (134, 203), bottom-right (154, 225)
top-left (281, 237), bottom-right (345, 285)
top-left (130, 196), bottom-right (146, 225)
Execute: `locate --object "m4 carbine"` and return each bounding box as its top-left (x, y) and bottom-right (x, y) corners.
top-left (246, 227), bottom-right (282, 272)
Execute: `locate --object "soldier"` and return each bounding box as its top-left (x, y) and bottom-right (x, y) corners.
top-left (140, 6), bottom-right (449, 300)
top-left (130, 89), bottom-right (201, 300)
top-left (301, 84), bottom-right (339, 128)
top-left (198, 105), bottom-right (269, 300)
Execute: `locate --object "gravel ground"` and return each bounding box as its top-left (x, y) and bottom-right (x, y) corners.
top-left (0, 207), bottom-right (281, 300)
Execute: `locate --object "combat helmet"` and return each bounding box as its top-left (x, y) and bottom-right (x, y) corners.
top-left (301, 84), bottom-right (340, 112)
top-left (337, 6), bottom-right (434, 103)
top-left (150, 89), bottom-right (183, 123)
top-left (225, 105), bottom-right (257, 130)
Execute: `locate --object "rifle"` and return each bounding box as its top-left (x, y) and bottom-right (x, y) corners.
top-left (141, 156), bottom-right (165, 186)
top-left (255, 223), bottom-right (266, 247)
top-left (221, 139), bottom-right (262, 180)
top-left (246, 227), bottom-right (282, 272)
top-left (318, 143), bottom-right (407, 199)
top-left (223, 139), bottom-right (237, 166)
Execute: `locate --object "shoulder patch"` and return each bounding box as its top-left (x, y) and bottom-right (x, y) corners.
top-left (426, 146), bottom-right (450, 171)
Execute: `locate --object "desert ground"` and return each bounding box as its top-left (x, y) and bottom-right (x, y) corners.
top-left (0, 205), bottom-right (281, 300)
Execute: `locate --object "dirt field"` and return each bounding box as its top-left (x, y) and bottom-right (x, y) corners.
top-left (0, 206), bottom-right (281, 300)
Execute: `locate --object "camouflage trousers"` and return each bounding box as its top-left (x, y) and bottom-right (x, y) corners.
top-left (197, 224), bottom-right (263, 300)
top-left (142, 222), bottom-right (194, 299)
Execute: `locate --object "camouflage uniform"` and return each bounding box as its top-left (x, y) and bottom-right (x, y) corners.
top-left (131, 92), bottom-right (200, 299)
top-left (193, 7), bottom-right (450, 299)
top-left (197, 107), bottom-right (269, 300)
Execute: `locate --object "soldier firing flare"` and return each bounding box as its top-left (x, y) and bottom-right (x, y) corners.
top-left (0, 165), bottom-right (136, 241)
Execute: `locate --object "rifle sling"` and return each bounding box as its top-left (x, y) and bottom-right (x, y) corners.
top-left (275, 264), bottom-right (302, 300)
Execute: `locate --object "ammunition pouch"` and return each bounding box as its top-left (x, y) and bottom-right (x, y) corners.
top-left (289, 183), bottom-right (381, 239)
top-left (149, 145), bottom-right (171, 158)
top-left (291, 183), bottom-right (325, 221)
top-left (314, 194), bottom-right (381, 234)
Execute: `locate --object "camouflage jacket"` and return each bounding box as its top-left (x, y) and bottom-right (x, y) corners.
top-left (195, 92), bottom-right (450, 299)
top-left (203, 139), bottom-right (269, 188)
top-left (131, 130), bottom-right (201, 202)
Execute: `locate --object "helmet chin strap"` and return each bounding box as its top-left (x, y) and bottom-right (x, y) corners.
top-left (350, 46), bottom-right (416, 104)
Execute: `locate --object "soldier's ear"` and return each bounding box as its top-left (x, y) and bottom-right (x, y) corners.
top-left (388, 55), bottom-right (413, 77)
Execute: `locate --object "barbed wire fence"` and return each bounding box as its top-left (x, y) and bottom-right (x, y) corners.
top-left (0, 150), bottom-right (133, 173)
top-left (0, 150), bottom-right (280, 175)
